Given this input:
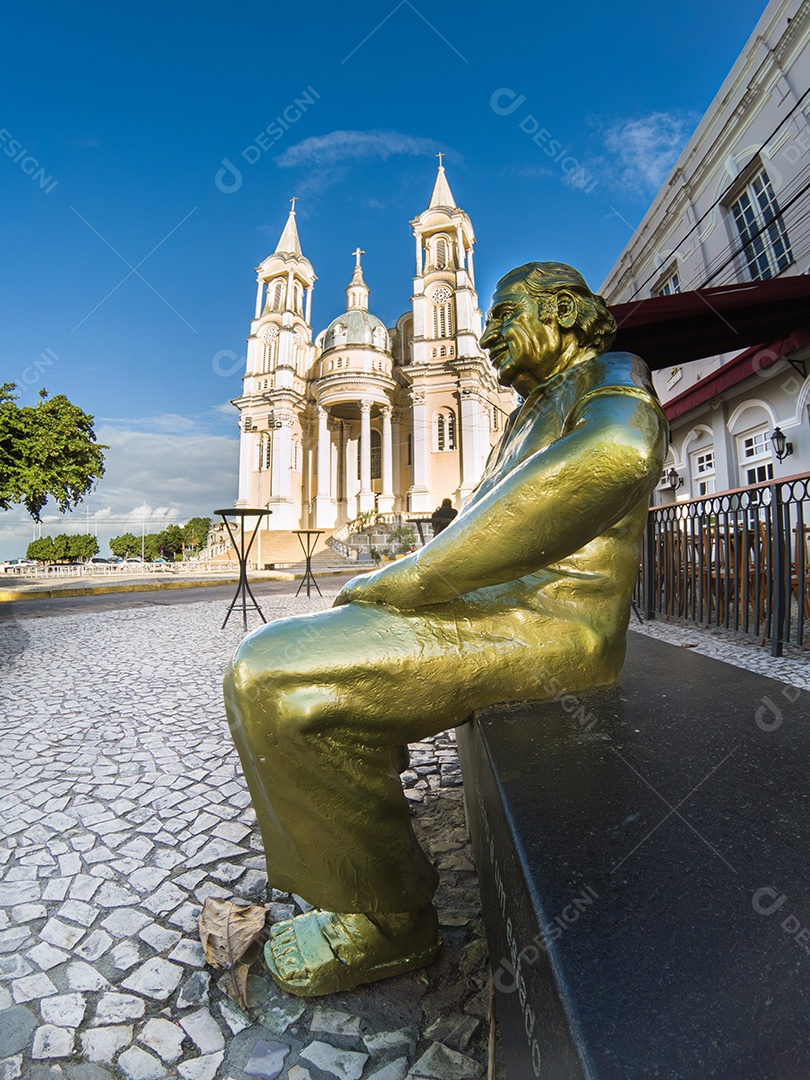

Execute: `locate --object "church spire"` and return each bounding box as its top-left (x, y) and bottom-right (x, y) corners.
top-left (429, 154), bottom-right (456, 209)
top-left (275, 197), bottom-right (302, 255)
top-left (346, 247), bottom-right (369, 310)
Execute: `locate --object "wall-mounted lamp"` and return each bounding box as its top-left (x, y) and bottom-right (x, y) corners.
top-left (770, 426), bottom-right (793, 463)
top-left (666, 467), bottom-right (684, 491)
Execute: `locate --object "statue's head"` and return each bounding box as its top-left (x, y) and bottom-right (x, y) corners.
top-left (481, 261), bottom-right (617, 395)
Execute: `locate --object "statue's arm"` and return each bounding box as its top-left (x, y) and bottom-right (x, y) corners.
top-left (334, 391), bottom-right (667, 610)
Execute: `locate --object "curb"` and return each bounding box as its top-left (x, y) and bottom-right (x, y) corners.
top-left (0, 568), bottom-right (354, 603)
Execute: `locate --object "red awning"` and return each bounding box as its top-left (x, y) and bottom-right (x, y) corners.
top-left (664, 326), bottom-right (810, 421)
top-left (609, 276), bottom-right (810, 371)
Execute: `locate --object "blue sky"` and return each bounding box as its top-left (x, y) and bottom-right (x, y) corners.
top-left (0, 0), bottom-right (768, 558)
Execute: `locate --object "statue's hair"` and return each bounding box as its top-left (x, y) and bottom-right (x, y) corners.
top-left (499, 261), bottom-right (617, 355)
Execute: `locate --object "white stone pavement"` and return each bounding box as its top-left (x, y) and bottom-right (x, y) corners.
top-left (2, 589), bottom-right (807, 1080)
top-left (0, 591), bottom-right (489, 1080)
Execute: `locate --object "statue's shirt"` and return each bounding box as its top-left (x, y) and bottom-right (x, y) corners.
top-left (460, 351), bottom-right (666, 621)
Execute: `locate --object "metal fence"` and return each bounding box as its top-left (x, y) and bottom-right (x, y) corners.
top-left (638, 472), bottom-right (810, 656)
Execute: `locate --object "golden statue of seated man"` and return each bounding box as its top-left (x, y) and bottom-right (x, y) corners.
top-left (224, 262), bottom-right (667, 997)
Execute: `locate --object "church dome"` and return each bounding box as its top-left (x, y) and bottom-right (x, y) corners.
top-left (323, 308), bottom-right (390, 351)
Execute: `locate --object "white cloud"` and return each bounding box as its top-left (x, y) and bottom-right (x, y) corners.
top-left (99, 413), bottom-right (204, 434)
top-left (0, 423), bottom-right (238, 560)
top-left (595, 111), bottom-right (700, 195)
top-left (275, 130), bottom-right (443, 169)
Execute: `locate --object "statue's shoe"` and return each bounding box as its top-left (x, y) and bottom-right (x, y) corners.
top-left (265, 904), bottom-right (441, 997)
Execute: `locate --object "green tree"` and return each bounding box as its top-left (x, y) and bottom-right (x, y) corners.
top-left (183, 516), bottom-right (211, 554)
top-left (156, 524), bottom-right (184, 559)
top-left (110, 532), bottom-right (140, 558)
top-left (27, 536), bottom-right (55, 562)
top-left (71, 534), bottom-right (99, 560)
top-left (52, 533), bottom-right (71, 561)
top-left (0, 384), bottom-right (106, 520)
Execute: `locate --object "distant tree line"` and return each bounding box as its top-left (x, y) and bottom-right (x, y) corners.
top-left (109, 517), bottom-right (212, 561)
top-left (27, 533), bottom-right (99, 562)
top-left (24, 518), bottom-right (211, 564)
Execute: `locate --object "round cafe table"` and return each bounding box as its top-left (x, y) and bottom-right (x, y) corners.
top-left (214, 508), bottom-right (269, 631)
top-left (294, 530), bottom-right (323, 598)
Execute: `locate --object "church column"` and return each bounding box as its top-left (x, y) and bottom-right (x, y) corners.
top-left (408, 390), bottom-right (431, 512)
top-left (378, 406), bottom-right (395, 513)
top-left (455, 226), bottom-right (465, 269)
top-left (237, 427), bottom-right (254, 506)
top-left (391, 409), bottom-right (402, 512)
top-left (316, 407), bottom-right (330, 497)
top-left (467, 245), bottom-right (475, 283)
top-left (414, 232), bottom-right (422, 275)
top-left (358, 400), bottom-right (375, 513)
top-left (314, 405), bottom-right (336, 528)
top-left (305, 283), bottom-right (313, 324)
top-left (268, 413), bottom-right (296, 528)
top-left (255, 279), bottom-right (264, 319)
top-left (459, 388), bottom-right (486, 500)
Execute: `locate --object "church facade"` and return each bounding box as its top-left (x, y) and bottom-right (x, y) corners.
top-left (231, 164), bottom-right (516, 531)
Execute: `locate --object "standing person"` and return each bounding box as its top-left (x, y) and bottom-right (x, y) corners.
top-left (431, 498), bottom-right (457, 536)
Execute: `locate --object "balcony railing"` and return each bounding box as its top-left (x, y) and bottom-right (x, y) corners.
top-left (637, 472), bottom-right (810, 655)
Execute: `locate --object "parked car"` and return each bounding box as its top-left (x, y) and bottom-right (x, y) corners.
top-left (86, 557), bottom-right (110, 566)
top-left (3, 559), bottom-right (35, 572)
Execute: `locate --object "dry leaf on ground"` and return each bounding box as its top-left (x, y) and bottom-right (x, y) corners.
top-left (199, 897), bottom-right (267, 1009)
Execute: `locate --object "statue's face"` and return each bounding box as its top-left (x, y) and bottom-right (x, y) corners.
top-left (481, 281), bottom-right (564, 393)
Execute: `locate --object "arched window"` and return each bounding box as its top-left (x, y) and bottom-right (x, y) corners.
top-left (436, 237), bottom-right (448, 269)
top-left (434, 409), bottom-right (457, 452)
top-left (271, 281), bottom-right (285, 311)
top-left (373, 325), bottom-right (387, 349)
top-left (431, 286), bottom-right (453, 339)
top-left (447, 411), bottom-right (456, 450)
top-left (293, 330), bottom-right (304, 371)
top-left (293, 283), bottom-right (302, 314)
top-left (261, 327), bottom-right (279, 373)
top-left (261, 436), bottom-right (271, 470)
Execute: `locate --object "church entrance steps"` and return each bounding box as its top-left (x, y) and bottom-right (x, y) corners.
top-left (253, 530), bottom-right (358, 571)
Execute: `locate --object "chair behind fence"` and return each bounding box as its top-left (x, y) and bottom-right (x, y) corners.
top-left (637, 473), bottom-right (810, 655)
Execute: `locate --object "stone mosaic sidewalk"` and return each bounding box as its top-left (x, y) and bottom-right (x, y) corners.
top-left (0, 593), bottom-right (490, 1080)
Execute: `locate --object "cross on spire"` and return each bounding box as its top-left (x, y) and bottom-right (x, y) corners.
top-left (436, 152), bottom-right (444, 168)
top-left (290, 196), bottom-right (297, 212)
top-left (352, 247), bottom-right (365, 267)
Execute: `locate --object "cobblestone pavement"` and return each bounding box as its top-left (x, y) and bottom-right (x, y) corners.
top-left (0, 593), bottom-right (490, 1080)
top-left (630, 615), bottom-right (810, 691)
top-left (4, 590), bottom-right (806, 1080)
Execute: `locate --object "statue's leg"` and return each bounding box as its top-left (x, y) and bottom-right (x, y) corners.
top-left (224, 597), bottom-right (606, 995)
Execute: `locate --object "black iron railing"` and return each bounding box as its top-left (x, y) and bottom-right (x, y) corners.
top-left (637, 472), bottom-right (810, 655)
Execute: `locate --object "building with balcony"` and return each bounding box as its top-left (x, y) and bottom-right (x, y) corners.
top-left (230, 165), bottom-right (516, 531)
top-left (600, 0), bottom-right (810, 505)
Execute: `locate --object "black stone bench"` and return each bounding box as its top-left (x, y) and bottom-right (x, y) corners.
top-left (456, 633), bottom-right (810, 1079)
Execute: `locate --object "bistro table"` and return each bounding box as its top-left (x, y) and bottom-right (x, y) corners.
top-left (214, 508), bottom-right (269, 631)
top-left (295, 530), bottom-right (323, 598)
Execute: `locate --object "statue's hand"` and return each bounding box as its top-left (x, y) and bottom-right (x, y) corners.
top-left (333, 555), bottom-right (421, 610)
top-left (332, 569), bottom-right (380, 607)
